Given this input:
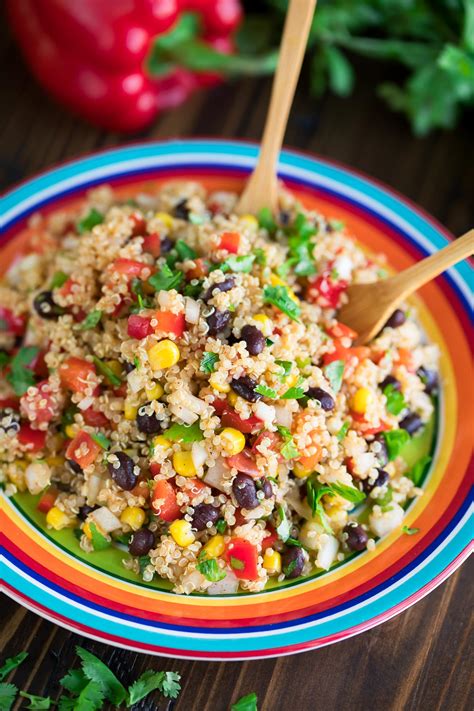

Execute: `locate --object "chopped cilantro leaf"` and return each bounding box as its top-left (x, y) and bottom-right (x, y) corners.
top-left (402, 525), bottom-right (420, 536)
top-left (19, 691), bottom-right (51, 709)
top-left (92, 357), bottom-right (121, 387)
top-left (128, 670), bottom-right (181, 704)
top-left (253, 248), bottom-right (266, 266)
top-left (221, 254), bottom-right (255, 273)
top-left (383, 429), bottom-right (410, 461)
top-left (77, 208), bottom-right (103, 235)
top-left (257, 207), bottom-right (276, 232)
top-left (306, 479), bottom-right (334, 533)
top-left (175, 240), bottom-right (197, 261)
top-left (75, 646), bottom-right (127, 706)
top-left (282, 377), bottom-right (306, 400)
top-left (216, 518), bottom-right (227, 534)
top-left (336, 422), bottom-right (350, 440)
top-left (183, 280), bottom-right (204, 298)
top-left (254, 383), bottom-right (278, 398)
top-left (263, 285), bottom-right (301, 322)
top-left (0, 652), bottom-right (28, 681)
top-left (0, 683), bottom-right (17, 711)
top-left (200, 352), bottom-right (219, 374)
top-left (383, 383), bottom-right (407, 415)
top-left (407, 455), bottom-right (431, 485)
top-left (89, 523), bottom-right (110, 551)
top-left (0, 351), bottom-right (10, 369)
top-left (277, 425), bottom-right (299, 460)
top-left (164, 421), bottom-right (204, 443)
top-left (275, 359), bottom-right (292, 380)
top-left (330, 481), bottom-right (365, 504)
top-left (231, 692), bottom-right (258, 711)
top-left (79, 310), bottom-right (102, 331)
top-left (6, 346), bottom-right (40, 396)
top-left (50, 271), bottom-right (69, 289)
top-left (197, 558), bottom-right (226, 582)
top-left (148, 264), bottom-right (183, 292)
top-left (324, 359), bottom-right (345, 393)
top-left (286, 537), bottom-right (305, 548)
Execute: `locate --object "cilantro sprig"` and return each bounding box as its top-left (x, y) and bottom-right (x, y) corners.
top-left (6, 346), bottom-right (39, 396)
top-left (200, 352), bottom-right (219, 373)
top-left (323, 359), bottom-right (345, 393)
top-left (276, 425), bottom-right (299, 460)
top-left (148, 263), bottom-right (183, 292)
top-left (383, 383), bottom-right (407, 415)
top-left (77, 208), bottom-right (103, 235)
top-left (263, 285), bottom-right (301, 322)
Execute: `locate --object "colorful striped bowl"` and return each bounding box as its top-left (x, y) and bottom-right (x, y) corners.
top-left (1, 140), bottom-right (472, 660)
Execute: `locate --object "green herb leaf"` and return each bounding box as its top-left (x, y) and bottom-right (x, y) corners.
top-left (0, 351), bottom-right (10, 369)
top-left (0, 683), bottom-right (17, 711)
top-left (92, 357), bottom-right (121, 387)
top-left (254, 383), bottom-right (278, 399)
top-left (231, 692), bottom-right (258, 711)
top-left (200, 352), bottom-right (219, 374)
top-left (60, 670), bottom-right (88, 696)
top-left (252, 248), bottom-right (267, 266)
top-left (6, 346), bottom-right (40, 396)
top-left (286, 537), bottom-right (305, 548)
top-left (58, 680), bottom-right (104, 711)
top-left (375, 487), bottom-right (393, 506)
top-left (175, 239), bottom-right (197, 261)
top-left (77, 208), bottom-right (103, 235)
top-left (324, 360), bottom-right (345, 393)
top-left (276, 504), bottom-right (291, 542)
top-left (383, 383), bottom-right (406, 415)
top-left (230, 556), bottom-right (245, 571)
top-left (79, 310), bottom-right (102, 331)
top-left (75, 646), bottom-right (127, 706)
top-left (330, 481), bottom-right (366, 505)
top-left (0, 652), bottom-right (28, 682)
top-left (275, 360), bottom-right (293, 380)
top-left (164, 421), bottom-right (204, 443)
top-left (183, 280), bottom-right (204, 298)
top-left (336, 422), bottom-right (350, 441)
top-left (277, 425), bottom-right (299, 460)
top-left (306, 479), bottom-right (334, 533)
top-left (89, 523), bottom-right (110, 552)
top-left (263, 285), bottom-right (301, 322)
top-left (127, 669), bottom-right (181, 705)
top-left (50, 271), bottom-right (69, 289)
top-left (407, 455), bottom-right (432, 486)
top-left (221, 254), bottom-right (255, 273)
top-left (197, 558), bottom-right (226, 582)
top-left (281, 377), bottom-right (306, 400)
top-left (383, 429), bottom-right (410, 461)
top-left (148, 264), bottom-right (183, 292)
top-left (257, 207), bottom-right (276, 232)
top-left (402, 525), bottom-right (420, 536)
top-left (216, 518), bottom-right (227, 534)
top-left (90, 432), bottom-right (111, 450)
top-left (19, 692), bottom-right (51, 709)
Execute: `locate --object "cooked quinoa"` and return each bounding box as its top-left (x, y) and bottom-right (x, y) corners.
top-left (0, 181), bottom-right (439, 594)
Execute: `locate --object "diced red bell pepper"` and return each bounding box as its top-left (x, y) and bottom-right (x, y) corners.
top-left (252, 431), bottom-right (283, 461)
top-left (82, 407), bottom-right (110, 428)
top-left (151, 480), bottom-right (181, 521)
top-left (37, 487), bottom-right (59, 513)
top-left (185, 258), bottom-right (209, 280)
top-left (20, 380), bottom-right (56, 426)
top-left (0, 396), bottom-right (20, 410)
top-left (323, 340), bottom-right (370, 367)
top-left (153, 311), bottom-right (186, 337)
top-left (218, 231), bottom-right (240, 253)
top-left (58, 277), bottom-right (76, 298)
top-left (394, 348), bottom-right (415, 372)
top-left (59, 357), bottom-right (97, 394)
top-left (181, 478), bottom-right (208, 500)
top-left (112, 382), bottom-right (128, 398)
top-left (127, 314), bottom-right (153, 340)
top-left (351, 413), bottom-right (391, 435)
top-left (261, 526), bottom-right (278, 552)
top-left (0, 307), bottom-right (26, 336)
top-left (29, 348), bottom-right (49, 378)
top-left (307, 271), bottom-right (348, 309)
top-left (233, 508), bottom-right (247, 526)
top-left (18, 424), bottom-right (46, 452)
top-left (149, 462), bottom-right (162, 477)
top-left (142, 232), bottom-right (161, 258)
top-left (225, 538), bottom-right (259, 580)
top-left (226, 449), bottom-right (260, 477)
top-left (109, 258), bottom-right (150, 280)
top-left (66, 430), bottom-right (101, 468)
top-left (213, 399), bottom-right (263, 434)
top-left (130, 214), bottom-right (147, 236)
top-left (326, 322), bottom-right (358, 340)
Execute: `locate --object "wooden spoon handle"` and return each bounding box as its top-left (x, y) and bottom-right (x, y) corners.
top-left (236, 0), bottom-right (317, 214)
top-left (387, 229), bottom-right (474, 300)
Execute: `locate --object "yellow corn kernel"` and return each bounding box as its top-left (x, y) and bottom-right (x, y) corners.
top-left (252, 313), bottom-right (272, 337)
top-left (209, 373), bottom-right (230, 393)
top-left (350, 387), bottom-right (373, 414)
top-left (46, 506), bottom-right (74, 531)
top-left (120, 506), bottom-right (146, 531)
top-left (153, 434), bottom-right (171, 451)
top-left (124, 402), bottom-right (138, 420)
top-left (285, 371), bottom-right (298, 389)
top-left (173, 451), bottom-right (196, 477)
top-left (293, 461), bottom-right (311, 479)
top-left (83, 522), bottom-right (93, 540)
top-left (155, 212), bottom-right (174, 230)
top-left (239, 214), bottom-right (259, 229)
top-left (269, 274), bottom-right (299, 304)
top-left (145, 382), bottom-right (164, 400)
top-left (220, 427), bottom-right (246, 456)
top-left (147, 340), bottom-right (180, 370)
top-left (169, 519), bottom-right (195, 547)
top-left (227, 391), bottom-right (238, 407)
top-left (64, 424), bottom-right (76, 439)
top-left (45, 455), bottom-right (65, 468)
top-left (106, 360), bottom-right (123, 378)
top-left (263, 549), bottom-right (282, 574)
top-left (203, 534), bottom-right (225, 558)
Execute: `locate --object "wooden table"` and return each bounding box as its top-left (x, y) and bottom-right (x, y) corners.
top-left (1, 18), bottom-right (473, 711)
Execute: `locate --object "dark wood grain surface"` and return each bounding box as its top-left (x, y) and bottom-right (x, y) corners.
top-left (1, 15), bottom-right (473, 711)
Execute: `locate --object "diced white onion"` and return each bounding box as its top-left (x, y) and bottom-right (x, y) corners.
top-left (90, 506), bottom-right (121, 533)
top-left (274, 405), bottom-right (293, 428)
top-left (316, 534), bottom-right (339, 570)
top-left (171, 405), bottom-right (198, 425)
top-left (25, 461), bottom-right (51, 495)
top-left (127, 368), bottom-right (144, 393)
top-left (86, 474), bottom-right (103, 504)
top-left (157, 291), bottom-right (173, 309)
top-left (77, 396), bottom-right (94, 411)
top-left (254, 402), bottom-right (275, 424)
top-left (185, 297), bottom-right (200, 324)
top-left (333, 255), bottom-right (353, 280)
top-left (203, 457), bottom-right (229, 492)
top-left (369, 503), bottom-right (404, 538)
top-left (192, 441), bottom-right (207, 469)
top-left (207, 570), bottom-right (239, 595)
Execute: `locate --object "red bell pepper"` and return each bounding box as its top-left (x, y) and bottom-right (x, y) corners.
top-left (37, 487), bottom-right (59, 514)
top-left (127, 315), bottom-right (153, 340)
top-left (225, 538), bottom-right (259, 580)
top-left (226, 449), bottom-right (260, 477)
top-left (7, 1), bottom-right (275, 133)
top-left (66, 430), bottom-right (102, 468)
top-left (151, 479), bottom-right (181, 521)
top-left (153, 311), bottom-right (186, 337)
top-left (18, 424), bottom-right (46, 453)
top-left (0, 307), bottom-right (26, 336)
top-left (59, 357), bottom-right (98, 394)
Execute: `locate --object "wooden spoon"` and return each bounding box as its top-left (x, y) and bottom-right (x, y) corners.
top-left (236, 0), bottom-right (317, 215)
top-left (338, 229), bottom-right (474, 344)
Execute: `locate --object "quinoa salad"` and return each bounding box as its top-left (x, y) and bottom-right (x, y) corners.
top-left (0, 181), bottom-right (439, 594)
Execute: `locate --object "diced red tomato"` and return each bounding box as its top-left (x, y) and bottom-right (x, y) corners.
top-left (252, 431), bottom-right (283, 461)
top-left (323, 340), bottom-right (370, 367)
top-left (73, 309), bottom-right (87, 324)
top-left (18, 424), bottom-right (46, 452)
top-left (66, 431), bottom-right (101, 468)
top-left (109, 258), bottom-right (150, 280)
top-left (351, 413), bottom-right (391, 435)
top-left (151, 480), bottom-right (181, 521)
top-left (233, 509), bottom-right (247, 526)
top-left (261, 527), bottom-right (278, 552)
top-left (218, 231), bottom-right (240, 254)
top-left (29, 349), bottom-right (49, 378)
top-left (131, 473), bottom-right (152, 500)
top-left (185, 258), bottom-right (209, 280)
top-left (153, 311), bottom-right (186, 337)
top-left (225, 538), bottom-right (259, 580)
top-left (142, 232), bottom-right (161, 257)
top-left (345, 457), bottom-right (357, 475)
top-left (37, 487), bottom-right (59, 513)
top-left (0, 307), bottom-right (26, 336)
top-left (111, 297), bottom-right (131, 318)
top-left (58, 278), bottom-right (76, 298)
top-left (181, 478), bottom-right (208, 499)
top-left (326, 322), bottom-right (358, 340)
top-left (213, 399), bottom-right (263, 434)
top-left (127, 314), bottom-right (153, 340)
top-left (59, 357), bottom-right (97, 394)
top-left (0, 396), bottom-right (20, 409)
top-left (20, 380), bottom-right (56, 425)
top-left (130, 214), bottom-right (147, 236)
top-left (226, 449), bottom-right (260, 477)
top-left (112, 383), bottom-right (128, 398)
top-left (149, 462), bottom-right (161, 477)
top-left (307, 271), bottom-right (348, 308)
top-left (82, 407), bottom-right (110, 428)
top-left (394, 348), bottom-right (415, 372)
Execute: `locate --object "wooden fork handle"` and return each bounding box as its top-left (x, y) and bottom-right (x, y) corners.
top-left (387, 228), bottom-right (474, 301)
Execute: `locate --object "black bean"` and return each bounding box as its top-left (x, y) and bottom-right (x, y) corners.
top-left (258, 477), bottom-right (273, 499)
top-left (160, 236), bottom-right (174, 253)
top-left (0, 408), bottom-right (20, 435)
top-left (129, 528), bottom-right (155, 556)
top-left (400, 412), bottom-right (423, 435)
top-left (207, 309), bottom-right (232, 336)
top-left (108, 452), bottom-right (138, 491)
top-left (230, 375), bottom-right (262, 403)
top-left (344, 523), bottom-right (368, 551)
top-left (66, 458), bottom-right (83, 474)
top-left (371, 433), bottom-right (389, 466)
top-left (282, 546), bottom-right (305, 578)
top-left (123, 361), bottom-right (135, 374)
top-left (191, 503), bottom-right (220, 531)
top-left (306, 386), bottom-right (335, 411)
top-left (279, 210), bottom-right (291, 226)
top-left (136, 402), bottom-right (162, 434)
top-left (173, 199), bottom-right (190, 220)
top-left (33, 291), bottom-right (64, 320)
top-left (379, 375), bottom-right (401, 391)
top-left (417, 366), bottom-right (439, 396)
top-left (241, 324), bottom-right (265, 356)
top-left (232, 473), bottom-right (259, 509)
top-left (384, 309), bottom-right (406, 329)
top-left (362, 467), bottom-right (390, 494)
top-left (202, 277), bottom-right (235, 302)
top-left (78, 505), bottom-right (97, 521)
